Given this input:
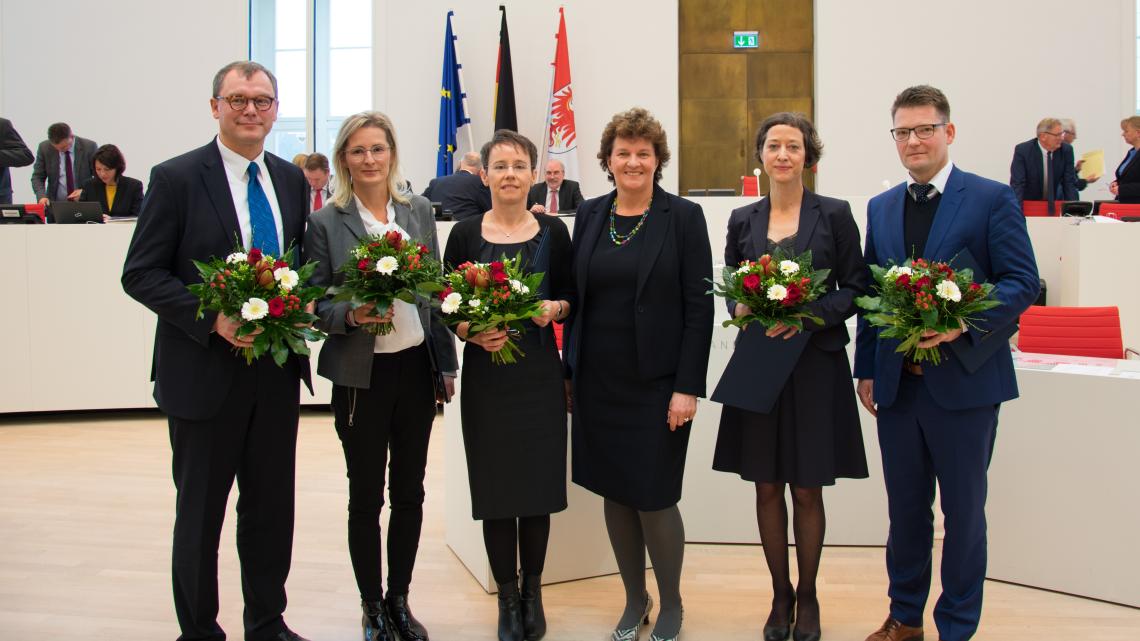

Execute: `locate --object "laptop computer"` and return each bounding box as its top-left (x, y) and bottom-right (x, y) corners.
top-left (50, 201), bottom-right (104, 224)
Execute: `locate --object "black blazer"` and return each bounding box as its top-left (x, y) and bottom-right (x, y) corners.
top-left (527, 179), bottom-right (584, 212)
top-left (30, 136), bottom-right (97, 201)
top-left (1114, 147), bottom-right (1140, 203)
top-left (79, 175), bottom-right (143, 217)
top-left (1009, 139), bottom-right (1078, 202)
top-left (421, 170), bottom-right (491, 220)
top-left (0, 117), bottom-right (34, 202)
top-left (563, 184), bottom-right (714, 396)
top-left (121, 140), bottom-right (311, 420)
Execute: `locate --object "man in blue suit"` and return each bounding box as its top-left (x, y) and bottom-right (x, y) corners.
top-left (855, 85), bottom-right (1039, 641)
top-left (1009, 117), bottom-right (1078, 204)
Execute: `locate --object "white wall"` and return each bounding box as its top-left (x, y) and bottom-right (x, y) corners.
top-left (815, 0), bottom-right (1136, 207)
top-left (374, 0), bottom-right (679, 199)
top-left (0, 0), bottom-right (248, 202)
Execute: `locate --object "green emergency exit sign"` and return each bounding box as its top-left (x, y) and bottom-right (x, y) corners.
top-left (733, 31), bottom-right (759, 49)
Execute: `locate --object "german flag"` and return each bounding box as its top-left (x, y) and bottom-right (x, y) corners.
top-left (493, 5), bottom-right (518, 132)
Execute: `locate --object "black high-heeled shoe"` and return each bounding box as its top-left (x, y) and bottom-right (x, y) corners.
top-left (497, 578), bottom-right (525, 641)
top-left (520, 573), bottom-right (546, 641)
top-left (361, 600), bottom-right (392, 641)
top-left (792, 594), bottom-right (820, 641)
top-left (762, 594), bottom-right (796, 641)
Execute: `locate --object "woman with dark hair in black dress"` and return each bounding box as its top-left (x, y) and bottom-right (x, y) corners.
top-left (564, 108), bottom-right (713, 641)
top-left (443, 129), bottom-right (573, 641)
top-left (712, 112), bottom-right (869, 641)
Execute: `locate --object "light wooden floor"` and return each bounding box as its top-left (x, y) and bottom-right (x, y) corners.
top-left (1, 411), bottom-right (1137, 641)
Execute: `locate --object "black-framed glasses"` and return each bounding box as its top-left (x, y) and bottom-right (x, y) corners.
top-left (890, 123), bottom-right (947, 142)
top-left (215, 95), bottom-right (277, 111)
top-left (346, 144), bottom-right (391, 161)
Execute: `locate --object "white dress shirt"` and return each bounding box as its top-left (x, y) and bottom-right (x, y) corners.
top-left (216, 137), bottom-right (285, 253)
top-left (905, 160), bottom-right (955, 201)
top-left (356, 194), bottom-right (425, 353)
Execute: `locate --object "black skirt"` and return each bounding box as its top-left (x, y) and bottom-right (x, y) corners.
top-left (712, 342), bottom-right (869, 487)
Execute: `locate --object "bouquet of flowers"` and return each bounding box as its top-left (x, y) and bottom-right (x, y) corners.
top-left (709, 249), bottom-right (830, 330)
top-left (438, 254), bottom-right (544, 365)
top-left (855, 257), bottom-right (1001, 364)
top-left (328, 230), bottom-right (444, 336)
top-left (188, 246), bottom-right (326, 366)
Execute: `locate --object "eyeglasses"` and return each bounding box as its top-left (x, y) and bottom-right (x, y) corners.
top-left (216, 95), bottom-right (277, 111)
top-left (490, 162), bottom-right (532, 174)
top-left (1040, 130), bottom-right (1064, 138)
top-left (890, 123), bottom-right (947, 142)
top-left (346, 144), bottom-right (390, 161)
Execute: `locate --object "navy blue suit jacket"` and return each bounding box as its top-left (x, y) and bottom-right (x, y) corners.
top-left (1010, 139), bottom-right (1077, 202)
top-left (853, 167), bottom-right (1039, 411)
top-left (121, 140), bottom-right (312, 420)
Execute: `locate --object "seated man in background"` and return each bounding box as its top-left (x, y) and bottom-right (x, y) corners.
top-left (0, 116), bottom-right (34, 204)
top-left (1061, 118), bottom-right (1099, 192)
top-left (528, 158), bottom-right (583, 213)
top-left (421, 151), bottom-right (490, 220)
top-left (79, 144), bottom-right (144, 219)
top-left (303, 152), bottom-right (332, 213)
top-left (1009, 117), bottom-right (1077, 203)
top-left (31, 122), bottom-right (97, 210)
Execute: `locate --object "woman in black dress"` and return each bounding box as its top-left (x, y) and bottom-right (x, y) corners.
top-left (443, 130), bottom-right (573, 641)
top-left (564, 108), bottom-right (713, 641)
top-left (712, 113), bottom-right (869, 641)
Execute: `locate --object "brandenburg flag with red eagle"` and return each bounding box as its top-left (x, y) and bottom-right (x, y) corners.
top-left (542, 7), bottom-right (578, 181)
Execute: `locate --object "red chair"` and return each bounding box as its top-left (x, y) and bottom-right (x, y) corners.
top-left (1022, 200), bottom-right (1065, 217)
top-left (1096, 202), bottom-right (1140, 219)
top-left (1017, 305), bottom-right (1138, 359)
top-left (740, 175), bottom-right (760, 197)
top-left (24, 203), bottom-right (46, 222)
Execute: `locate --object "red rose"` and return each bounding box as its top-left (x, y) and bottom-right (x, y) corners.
top-left (268, 297), bottom-right (285, 318)
top-left (782, 283), bottom-right (802, 307)
top-left (913, 276), bottom-right (932, 291)
top-left (896, 274), bottom-right (911, 287)
top-left (493, 271), bottom-right (509, 284)
top-left (247, 248), bottom-right (263, 264)
top-left (418, 244), bottom-right (430, 255)
top-left (274, 259), bottom-right (289, 269)
top-left (439, 286), bottom-right (453, 300)
top-left (490, 260), bottom-right (505, 273)
top-left (357, 258), bottom-right (370, 270)
top-left (385, 230), bottom-right (404, 250)
top-left (742, 273), bottom-right (762, 293)
top-left (969, 283), bottom-right (981, 292)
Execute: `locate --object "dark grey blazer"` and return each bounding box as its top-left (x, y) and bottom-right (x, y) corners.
top-left (304, 193), bottom-right (457, 388)
top-left (30, 136), bottom-right (97, 201)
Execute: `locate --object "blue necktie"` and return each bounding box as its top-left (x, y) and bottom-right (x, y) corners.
top-left (247, 162), bottom-right (280, 257)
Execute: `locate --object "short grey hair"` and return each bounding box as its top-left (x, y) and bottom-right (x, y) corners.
top-left (546, 159), bottom-right (565, 171)
top-left (1036, 117), bottom-right (1062, 134)
top-left (212, 61), bottom-right (278, 98)
top-left (459, 152), bottom-right (482, 170)
top-left (1060, 118), bottom-right (1076, 133)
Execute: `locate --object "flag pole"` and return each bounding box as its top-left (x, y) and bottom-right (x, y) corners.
top-left (539, 7), bottom-right (561, 171)
top-left (452, 12), bottom-right (475, 153)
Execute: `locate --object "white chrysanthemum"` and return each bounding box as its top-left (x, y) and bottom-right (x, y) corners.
top-left (897, 266), bottom-right (913, 276)
top-left (509, 279), bottom-right (530, 295)
top-left (935, 279), bottom-right (961, 302)
top-left (767, 284), bottom-right (788, 301)
top-left (440, 292), bottom-right (463, 314)
top-left (226, 252), bottom-right (247, 264)
top-left (273, 267), bottom-right (299, 291)
top-left (375, 256), bottom-right (399, 275)
top-left (735, 264), bottom-right (752, 275)
top-left (779, 260), bottom-right (799, 276)
top-left (468, 299), bottom-right (481, 308)
top-left (241, 297), bottom-right (269, 321)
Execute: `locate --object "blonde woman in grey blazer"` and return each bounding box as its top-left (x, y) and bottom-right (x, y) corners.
top-left (303, 112), bottom-right (455, 641)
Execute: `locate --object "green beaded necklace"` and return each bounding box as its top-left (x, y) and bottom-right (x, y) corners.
top-left (608, 197), bottom-right (652, 246)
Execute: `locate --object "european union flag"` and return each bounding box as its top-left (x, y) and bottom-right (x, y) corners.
top-left (436, 11), bottom-right (469, 177)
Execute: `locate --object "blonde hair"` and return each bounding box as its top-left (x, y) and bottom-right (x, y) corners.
top-left (331, 111), bottom-right (409, 208)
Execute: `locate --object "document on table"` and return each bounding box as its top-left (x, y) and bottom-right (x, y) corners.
top-left (1051, 363), bottom-right (1115, 376)
top-left (1079, 150), bottom-right (1104, 179)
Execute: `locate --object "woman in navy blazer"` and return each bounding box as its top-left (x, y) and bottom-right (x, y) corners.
top-left (711, 113), bottom-right (869, 641)
top-left (1109, 115), bottom-right (1140, 203)
top-left (563, 108), bottom-right (713, 641)
top-left (79, 144), bottom-right (143, 218)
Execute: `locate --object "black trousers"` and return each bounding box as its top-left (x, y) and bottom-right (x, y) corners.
top-left (168, 358), bottom-right (301, 641)
top-left (331, 344), bottom-right (436, 600)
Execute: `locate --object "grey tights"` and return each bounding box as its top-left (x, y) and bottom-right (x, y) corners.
top-left (604, 499), bottom-right (685, 638)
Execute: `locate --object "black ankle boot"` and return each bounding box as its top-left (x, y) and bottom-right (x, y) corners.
top-left (497, 578), bottom-right (525, 641)
top-left (385, 592), bottom-right (429, 641)
top-left (520, 573), bottom-right (546, 641)
top-left (361, 600), bottom-right (391, 641)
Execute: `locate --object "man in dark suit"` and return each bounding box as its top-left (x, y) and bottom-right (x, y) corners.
top-left (855, 86), bottom-right (1039, 641)
top-left (0, 117), bottom-right (34, 204)
top-left (1061, 118), bottom-right (1099, 192)
top-left (1009, 117), bottom-right (1078, 204)
top-left (30, 122), bottom-right (97, 209)
top-left (420, 151), bottom-right (490, 220)
top-left (302, 152), bottom-right (332, 213)
top-left (121, 61), bottom-right (312, 641)
top-left (527, 159), bottom-right (583, 213)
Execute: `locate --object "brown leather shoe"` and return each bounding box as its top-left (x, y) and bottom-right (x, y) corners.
top-left (865, 616), bottom-right (923, 641)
